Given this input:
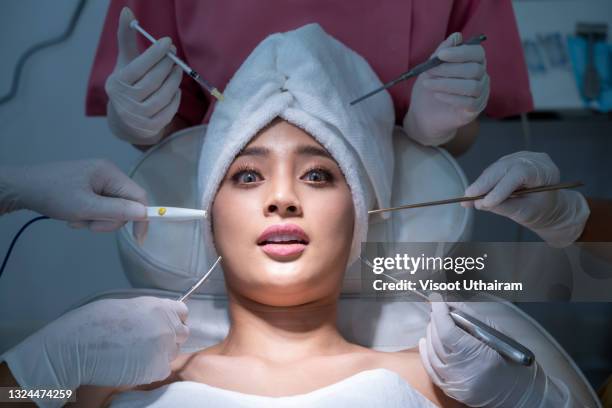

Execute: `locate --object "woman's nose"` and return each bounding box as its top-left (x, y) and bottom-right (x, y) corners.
top-left (264, 180), bottom-right (302, 217)
top-left (266, 201), bottom-right (301, 216)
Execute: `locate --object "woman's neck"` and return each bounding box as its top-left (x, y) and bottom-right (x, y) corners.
top-left (219, 291), bottom-right (350, 364)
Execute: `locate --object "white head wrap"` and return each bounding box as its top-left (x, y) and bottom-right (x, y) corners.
top-left (198, 23), bottom-right (394, 272)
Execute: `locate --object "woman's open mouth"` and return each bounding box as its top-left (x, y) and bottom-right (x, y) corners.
top-left (257, 224), bottom-right (309, 259)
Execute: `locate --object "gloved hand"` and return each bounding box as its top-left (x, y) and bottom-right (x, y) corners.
top-left (462, 151), bottom-right (590, 247)
top-left (105, 7), bottom-right (182, 145)
top-left (403, 32), bottom-right (489, 146)
top-left (0, 159), bottom-right (148, 240)
top-left (1, 297), bottom-right (189, 407)
top-left (418, 298), bottom-right (574, 407)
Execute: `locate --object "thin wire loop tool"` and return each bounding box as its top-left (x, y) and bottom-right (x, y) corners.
top-left (177, 256), bottom-right (222, 302)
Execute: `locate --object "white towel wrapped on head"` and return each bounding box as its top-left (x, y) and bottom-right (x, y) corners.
top-left (198, 23), bottom-right (395, 270)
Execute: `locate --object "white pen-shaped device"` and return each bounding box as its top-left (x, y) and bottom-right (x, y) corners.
top-left (146, 206), bottom-right (207, 221)
top-left (128, 19), bottom-right (224, 101)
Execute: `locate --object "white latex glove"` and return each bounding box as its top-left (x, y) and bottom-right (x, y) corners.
top-left (0, 159), bottom-right (148, 240)
top-left (418, 298), bottom-right (575, 407)
top-left (462, 151), bottom-right (590, 247)
top-left (105, 7), bottom-right (182, 145)
top-left (403, 32), bottom-right (489, 146)
top-left (1, 297), bottom-right (189, 407)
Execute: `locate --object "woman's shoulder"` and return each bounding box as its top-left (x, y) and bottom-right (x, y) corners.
top-left (350, 346), bottom-right (422, 385)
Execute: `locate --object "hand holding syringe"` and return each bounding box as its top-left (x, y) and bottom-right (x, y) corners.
top-left (128, 18), bottom-right (223, 101)
top-left (104, 7), bottom-right (223, 146)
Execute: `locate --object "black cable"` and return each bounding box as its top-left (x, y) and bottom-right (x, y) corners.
top-left (0, 215), bottom-right (49, 279)
top-left (0, 0), bottom-right (86, 106)
top-left (0, 1), bottom-right (87, 273)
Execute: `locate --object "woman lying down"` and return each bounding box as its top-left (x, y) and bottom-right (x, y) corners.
top-left (1, 24), bottom-right (579, 407)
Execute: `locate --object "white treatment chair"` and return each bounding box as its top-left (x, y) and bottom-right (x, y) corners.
top-left (72, 125), bottom-right (602, 407)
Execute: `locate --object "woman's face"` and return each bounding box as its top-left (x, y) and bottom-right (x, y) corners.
top-left (212, 119), bottom-right (354, 306)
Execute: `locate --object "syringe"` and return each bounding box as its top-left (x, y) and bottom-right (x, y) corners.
top-left (129, 19), bottom-right (224, 102)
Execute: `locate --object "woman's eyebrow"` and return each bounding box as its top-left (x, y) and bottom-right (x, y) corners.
top-left (237, 146), bottom-right (269, 157)
top-left (236, 144), bottom-right (332, 159)
top-left (295, 144), bottom-right (332, 159)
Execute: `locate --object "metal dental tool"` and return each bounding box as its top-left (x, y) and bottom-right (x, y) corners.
top-left (146, 206), bottom-right (207, 221)
top-left (360, 181), bottom-right (583, 363)
top-left (129, 19), bottom-right (224, 102)
top-left (177, 256), bottom-right (223, 302)
top-left (359, 256), bottom-right (535, 366)
top-left (350, 34), bottom-right (487, 106)
top-left (368, 181), bottom-right (583, 216)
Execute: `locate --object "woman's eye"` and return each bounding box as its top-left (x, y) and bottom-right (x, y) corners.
top-left (232, 170), bottom-right (261, 184)
top-left (303, 168), bottom-right (333, 183)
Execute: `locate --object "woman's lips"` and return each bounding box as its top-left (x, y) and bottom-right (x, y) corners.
top-left (257, 223), bottom-right (309, 260)
top-left (260, 242), bottom-right (307, 258)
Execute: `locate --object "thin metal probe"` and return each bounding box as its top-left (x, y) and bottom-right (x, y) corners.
top-left (350, 34), bottom-right (487, 105)
top-left (368, 181), bottom-right (583, 215)
top-left (129, 20), bottom-right (224, 101)
top-left (177, 256), bottom-right (222, 302)
top-left (359, 256), bottom-right (534, 366)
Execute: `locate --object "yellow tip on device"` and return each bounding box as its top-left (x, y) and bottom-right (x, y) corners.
top-left (211, 88), bottom-right (224, 101)
top-left (146, 206), bottom-right (207, 221)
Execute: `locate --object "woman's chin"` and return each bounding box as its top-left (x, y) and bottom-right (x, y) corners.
top-left (259, 262), bottom-right (315, 286)
top-left (242, 264), bottom-right (329, 304)
top-left (222, 246), bottom-right (346, 304)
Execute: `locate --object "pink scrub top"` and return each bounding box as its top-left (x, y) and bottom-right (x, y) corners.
top-left (86, 0), bottom-right (533, 128)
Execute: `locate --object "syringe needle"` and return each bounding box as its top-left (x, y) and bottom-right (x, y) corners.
top-left (129, 19), bottom-right (224, 102)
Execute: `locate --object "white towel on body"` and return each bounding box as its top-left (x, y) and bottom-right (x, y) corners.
top-left (109, 368), bottom-right (437, 407)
